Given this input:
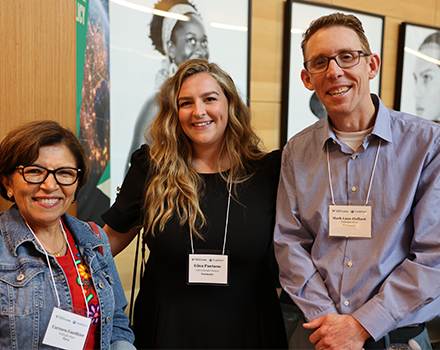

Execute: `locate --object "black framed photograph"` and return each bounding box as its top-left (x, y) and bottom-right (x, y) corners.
top-left (394, 22), bottom-right (440, 122)
top-left (109, 0), bottom-right (251, 202)
top-left (281, 0), bottom-right (384, 146)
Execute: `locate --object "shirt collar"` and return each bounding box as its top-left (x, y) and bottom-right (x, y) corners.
top-left (1, 205), bottom-right (36, 256)
top-left (370, 94), bottom-right (392, 143)
top-left (320, 94), bottom-right (392, 150)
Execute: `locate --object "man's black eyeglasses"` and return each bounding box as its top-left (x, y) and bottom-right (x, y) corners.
top-left (304, 50), bottom-right (370, 74)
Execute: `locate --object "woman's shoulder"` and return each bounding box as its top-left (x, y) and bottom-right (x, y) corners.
top-left (130, 144), bottom-right (151, 170)
top-left (264, 149), bottom-right (282, 162)
top-left (62, 214), bottom-right (109, 246)
top-left (241, 149), bottom-right (282, 179)
top-left (255, 149), bottom-right (282, 169)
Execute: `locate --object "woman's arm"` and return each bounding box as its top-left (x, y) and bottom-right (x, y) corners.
top-left (104, 224), bottom-right (139, 257)
top-left (96, 226), bottom-right (136, 349)
top-left (102, 146), bottom-right (149, 257)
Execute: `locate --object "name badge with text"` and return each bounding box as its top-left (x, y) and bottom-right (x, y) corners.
top-left (187, 250), bottom-right (228, 286)
top-left (42, 307), bottom-right (91, 350)
top-left (329, 205), bottom-right (371, 238)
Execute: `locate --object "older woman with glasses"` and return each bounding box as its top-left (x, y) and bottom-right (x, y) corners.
top-left (0, 120), bottom-right (135, 350)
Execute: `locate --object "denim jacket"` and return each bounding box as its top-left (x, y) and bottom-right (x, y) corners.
top-left (0, 205), bottom-right (135, 350)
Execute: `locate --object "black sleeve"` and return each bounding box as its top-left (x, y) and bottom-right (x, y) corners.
top-left (101, 145), bottom-right (150, 233)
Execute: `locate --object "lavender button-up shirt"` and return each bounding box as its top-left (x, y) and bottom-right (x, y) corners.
top-left (275, 94), bottom-right (440, 341)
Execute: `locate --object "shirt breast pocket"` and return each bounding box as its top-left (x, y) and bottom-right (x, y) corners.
top-left (0, 262), bottom-right (45, 316)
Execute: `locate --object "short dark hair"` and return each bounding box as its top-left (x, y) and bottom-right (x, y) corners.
top-left (0, 120), bottom-right (90, 201)
top-left (301, 13), bottom-right (372, 59)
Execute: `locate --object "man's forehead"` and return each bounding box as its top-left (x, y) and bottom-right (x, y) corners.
top-left (304, 26), bottom-right (361, 58)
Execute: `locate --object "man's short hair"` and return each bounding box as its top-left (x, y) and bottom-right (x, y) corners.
top-left (301, 12), bottom-right (372, 59)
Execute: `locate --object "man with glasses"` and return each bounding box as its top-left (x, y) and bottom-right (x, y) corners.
top-left (275, 13), bottom-right (440, 350)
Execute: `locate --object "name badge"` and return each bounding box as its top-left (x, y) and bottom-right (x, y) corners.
top-left (43, 307), bottom-right (91, 350)
top-left (187, 250), bottom-right (229, 286)
top-left (329, 205), bottom-right (371, 238)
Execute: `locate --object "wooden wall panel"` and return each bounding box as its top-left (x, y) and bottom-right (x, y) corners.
top-left (380, 17), bottom-right (400, 107)
top-left (250, 0), bottom-right (285, 149)
top-left (0, 1), bottom-right (76, 214)
top-left (250, 0), bottom-right (284, 103)
top-left (334, 0), bottom-right (436, 19)
top-left (251, 101), bottom-right (281, 151)
top-left (436, 4), bottom-right (440, 26)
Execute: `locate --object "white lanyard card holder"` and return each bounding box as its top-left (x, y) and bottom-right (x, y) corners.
top-left (187, 249), bottom-right (229, 286)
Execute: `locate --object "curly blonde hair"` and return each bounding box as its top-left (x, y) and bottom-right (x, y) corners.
top-left (143, 59), bottom-right (265, 239)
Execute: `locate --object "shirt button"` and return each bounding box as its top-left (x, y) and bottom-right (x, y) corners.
top-left (351, 155), bottom-right (357, 160)
top-left (351, 186), bottom-right (357, 192)
top-left (105, 316), bottom-right (111, 323)
top-left (348, 261), bottom-right (353, 267)
top-left (98, 282), bottom-right (105, 289)
top-left (344, 300), bottom-right (350, 306)
top-left (17, 272), bottom-right (25, 281)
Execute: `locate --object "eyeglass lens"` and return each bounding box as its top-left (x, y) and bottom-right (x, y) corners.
top-left (21, 166), bottom-right (79, 185)
top-left (306, 51), bottom-right (362, 73)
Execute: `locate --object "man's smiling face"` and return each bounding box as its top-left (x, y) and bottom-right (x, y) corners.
top-left (301, 26), bottom-right (380, 127)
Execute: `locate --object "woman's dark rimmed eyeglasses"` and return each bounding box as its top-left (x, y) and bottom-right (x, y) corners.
top-left (303, 50), bottom-right (370, 74)
top-left (16, 165), bottom-right (81, 186)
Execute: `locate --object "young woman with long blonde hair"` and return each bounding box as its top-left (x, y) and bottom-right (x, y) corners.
top-left (103, 59), bottom-right (287, 349)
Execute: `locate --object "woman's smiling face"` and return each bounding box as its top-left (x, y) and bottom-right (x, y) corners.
top-left (1, 144), bottom-right (78, 232)
top-left (177, 72), bottom-right (229, 153)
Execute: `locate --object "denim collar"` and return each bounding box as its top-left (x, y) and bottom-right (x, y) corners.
top-left (0, 205), bottom-right (104, 257)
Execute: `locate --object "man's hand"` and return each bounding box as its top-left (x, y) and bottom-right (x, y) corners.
top-left (303, 314), bottom-right (371, 350)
